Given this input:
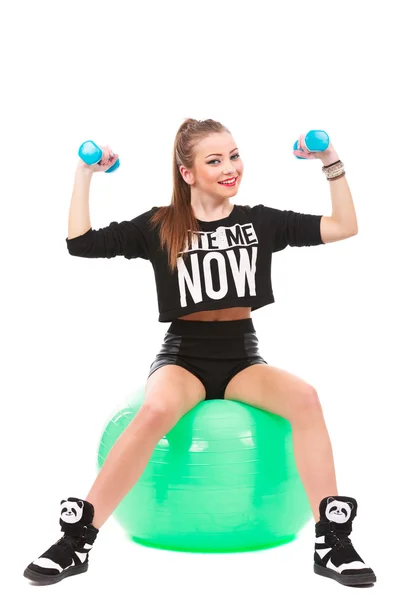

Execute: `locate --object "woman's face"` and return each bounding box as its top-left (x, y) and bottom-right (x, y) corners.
top-left (181, 131), bottom-right (244, 199)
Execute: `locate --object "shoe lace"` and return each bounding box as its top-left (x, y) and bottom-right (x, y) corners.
top-left (55, 534), bottom-right (81, 550)
top-left (331, 533), bottom-right (353, 549)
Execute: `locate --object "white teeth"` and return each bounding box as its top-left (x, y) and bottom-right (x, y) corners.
top-left (220, 178), bottom-right (236, 184)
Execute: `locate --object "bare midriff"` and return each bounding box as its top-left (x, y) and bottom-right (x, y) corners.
top-left (177, 307), bottom-right (252, 322)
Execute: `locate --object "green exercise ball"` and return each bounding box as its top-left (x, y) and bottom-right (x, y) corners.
top-left (97, 386), bottom-right (311, 553)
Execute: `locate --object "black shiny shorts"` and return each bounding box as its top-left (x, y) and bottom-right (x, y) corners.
top-left (147, 318), bottom-right (268, 400)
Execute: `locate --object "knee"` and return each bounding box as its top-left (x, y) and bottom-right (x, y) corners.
top-left (138, 399), bottom-right (180, 429)
top-left (291, 385), bottom-right (323, 424)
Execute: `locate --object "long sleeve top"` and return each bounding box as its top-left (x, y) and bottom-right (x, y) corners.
top-left (66, 203), bottom-right (324, 322)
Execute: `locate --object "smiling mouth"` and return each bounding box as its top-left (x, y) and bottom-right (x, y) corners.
top-left (218, 177), bottom-right (238, 185)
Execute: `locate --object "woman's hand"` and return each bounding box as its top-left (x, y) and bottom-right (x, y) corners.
top-left (293, 132), bottom-right (340, 166)
top-left (77, 145), bottom-right (119, 173)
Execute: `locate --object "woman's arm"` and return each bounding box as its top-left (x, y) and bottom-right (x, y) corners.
top-left (65, 156), bottom-right (152, 260)
top-left (320, 151), bottom-right (358, 243)
top-left (320, 175), bottom-right (358, 243)
top-left (294, 134), bottom-right (359, 243)
top-left (68, 165), bottom-right (93, 240)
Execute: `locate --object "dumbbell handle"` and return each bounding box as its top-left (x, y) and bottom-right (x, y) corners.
top-left (293, 130), bottom-right (329, 159)
top-left (78, 140), bottom-right (120, 173)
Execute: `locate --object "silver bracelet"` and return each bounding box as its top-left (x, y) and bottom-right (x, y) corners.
top-left (322, 159), bottom-right (345, 181)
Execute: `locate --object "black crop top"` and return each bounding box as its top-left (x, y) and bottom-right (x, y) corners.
top-left (66, 203), bottom-right (324, 322)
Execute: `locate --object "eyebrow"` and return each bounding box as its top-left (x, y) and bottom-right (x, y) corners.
top-left (205, 147), bottom-right (238, 158)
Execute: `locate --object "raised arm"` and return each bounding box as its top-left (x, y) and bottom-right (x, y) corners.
top-left (67, 165), bottom-right (93, 240)
top-left (66, 162), bottom-right (152, 260)
top-left (67, 146), bottom-right (118, 240)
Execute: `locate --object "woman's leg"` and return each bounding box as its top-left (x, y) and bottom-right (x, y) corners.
top-left (289, 404), bottom-right (338, 521)
top-left (224, 362), bottom-right (377, 586)
top-left (24, 365), bottom-right (206, 584)
top-left (87, 364), bottom-right (206, 529)
top-left (224, 363), bottom-right (337, 521)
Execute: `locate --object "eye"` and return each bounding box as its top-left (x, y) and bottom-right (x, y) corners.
top-left (207, 153), bottom-right (240, 165)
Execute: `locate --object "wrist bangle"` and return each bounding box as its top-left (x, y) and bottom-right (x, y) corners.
top-left (323, 159), bottom-right (342, 169)
top-left (322, 159), bottom-right (345, 181)
top-left (327, 172), bottom-right (346, 181)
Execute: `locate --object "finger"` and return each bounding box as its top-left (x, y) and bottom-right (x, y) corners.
top-left (98, 146), bottom-right (107, 165)
top-left (293, 147), bottom-right (315, 159)
top-left (104, 145), bottom-right (113, 161)
top-left (101, 145), bottom-right (111, 162)
top-left (297, 134), bottom-right (303, 150)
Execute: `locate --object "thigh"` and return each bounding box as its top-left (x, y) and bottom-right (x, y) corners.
top-left (145, 364), bottom-right (206, 421)
top-left (224, 363), bottom-right (320, 422)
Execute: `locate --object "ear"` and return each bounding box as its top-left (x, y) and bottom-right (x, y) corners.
top-left (348, 502), bottom-right (354, 511)
top-left (179, 165), bottom-right (194, 185)
top-left (327, 497), bottom-right (336, 503)
top-left (77, 501), bottom-right (84, 508)
top-left (60, 499), bottom-right (67, 505)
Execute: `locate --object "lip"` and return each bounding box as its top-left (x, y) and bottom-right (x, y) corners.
top-left (218, 176), bottom-right (238, 184)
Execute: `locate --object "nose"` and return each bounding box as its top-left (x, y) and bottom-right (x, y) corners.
top-left (222, 158), bottom-right (238, 174)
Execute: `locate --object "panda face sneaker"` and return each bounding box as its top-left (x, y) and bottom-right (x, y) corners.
top-left (24, 497), bottom-right (99, 585)
top-left (314, 496), bottom-right (376, 586)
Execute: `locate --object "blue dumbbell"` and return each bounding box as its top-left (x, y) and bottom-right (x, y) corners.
top-left (78, 140), bottom-right (120, 173)
top-left (293, 130), bottom-right (330, 159)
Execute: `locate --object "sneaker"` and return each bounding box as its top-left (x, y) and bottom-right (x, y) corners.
top-left (314, 495), bottom-right (376, 586)
top-left (24, 497), bottom-right (99, 585)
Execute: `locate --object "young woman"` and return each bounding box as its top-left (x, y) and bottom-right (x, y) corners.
top-left (24, 118), bottom-right (376, 587)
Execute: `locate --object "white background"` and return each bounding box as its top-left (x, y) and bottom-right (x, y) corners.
top-left (2, 0), bottom-right (399, 598)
